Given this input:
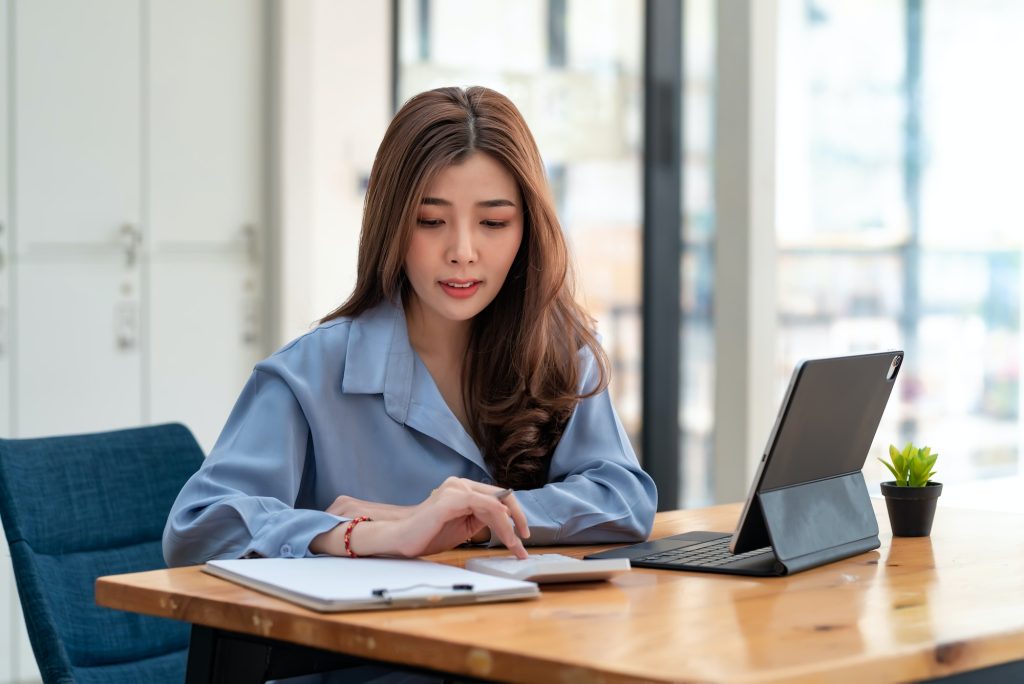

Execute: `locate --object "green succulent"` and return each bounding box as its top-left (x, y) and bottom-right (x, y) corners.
top-left (879, 442), bottom-right (938, 487)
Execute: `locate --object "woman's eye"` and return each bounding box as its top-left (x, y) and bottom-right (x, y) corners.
top-left (417, 218), bottom-right (443, 227)
top-left (481, 220), bottom-right (508, 228)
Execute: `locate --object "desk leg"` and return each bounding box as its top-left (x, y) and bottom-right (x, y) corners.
top-left (184, 626), bottom-right (218, 684)
top-left (185, 625), bottom-right (365, 683)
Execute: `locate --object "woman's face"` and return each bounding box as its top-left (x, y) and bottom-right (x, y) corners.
top-left (404, 152), bottom-right (524, 328)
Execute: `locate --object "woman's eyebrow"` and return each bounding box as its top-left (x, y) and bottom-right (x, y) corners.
top-left (420, 197), bottom-right (516, 208)
top-left (421, 196), bottom-right (451, 206)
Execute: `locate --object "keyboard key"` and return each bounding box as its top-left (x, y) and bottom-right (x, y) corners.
top-left (636, 538), bottom-right (772, 568)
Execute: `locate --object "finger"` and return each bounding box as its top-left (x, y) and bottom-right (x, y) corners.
top-left (467, 492), bottom-right (528, 559)
top-left (496, 525), bottom-right (528, 559)
top-left (498, 493), bottom-right (531, 539)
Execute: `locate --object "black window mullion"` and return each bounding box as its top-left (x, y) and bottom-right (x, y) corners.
top-left (643, 0), bottom-right (684, 511)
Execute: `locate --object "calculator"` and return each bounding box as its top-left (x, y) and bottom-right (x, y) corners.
top-left (465, 553), bottom-right (631, 584)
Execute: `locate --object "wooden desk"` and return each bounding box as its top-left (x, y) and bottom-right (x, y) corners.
top-left (96, 502), bottom-right (1024, 683)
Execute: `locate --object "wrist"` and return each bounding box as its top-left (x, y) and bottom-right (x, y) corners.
top-left (310, 518), bottom-right (389, 557)
top-left (309, 523), bottom-right (345, 556)
top-left (348, 519), bottom-right (405, 557)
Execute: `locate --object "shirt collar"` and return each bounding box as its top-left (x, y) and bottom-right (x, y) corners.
top-left (341, 299), bottom-right (411, 419)
top-left (340, 299), bottom-right (490, 475)
top-left (337, 298), bottom-right (397, 395)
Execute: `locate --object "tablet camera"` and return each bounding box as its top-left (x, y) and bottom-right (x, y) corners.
top-left (887, 355), bottom-right (902, 380)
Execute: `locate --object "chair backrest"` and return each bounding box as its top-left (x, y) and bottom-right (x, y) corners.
top-left (0, 423), bottom-right (204, 684)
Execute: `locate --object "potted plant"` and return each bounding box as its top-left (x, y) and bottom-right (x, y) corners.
top-left (878, 442), bottom-right (942, 536)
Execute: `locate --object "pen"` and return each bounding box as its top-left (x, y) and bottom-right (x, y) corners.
top-left (493, 487), bottom-right (528, 557)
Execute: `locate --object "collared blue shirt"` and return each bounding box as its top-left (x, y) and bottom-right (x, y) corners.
top-left (163, 299), bottom-right (657, 566)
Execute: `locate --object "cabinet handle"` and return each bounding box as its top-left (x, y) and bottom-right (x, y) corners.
top-left (0, 223), bottom-right (5, 355)
top-left (114, 300), bottom-right (138, 351)
top-left (121, 223), bottom-right (141, 268)
top-left (242, 294), bottom-right (260, 346)
top-left (241, 225), bottom-right (261, 346)
top-left (242, 224), bottom-right (260, 264)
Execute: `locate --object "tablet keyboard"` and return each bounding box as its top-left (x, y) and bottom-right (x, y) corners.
top-left (634, 537), bottom-right (772, 568)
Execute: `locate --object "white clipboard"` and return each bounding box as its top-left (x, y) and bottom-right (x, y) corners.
top-left (204, 557), bottom-right (540, 612)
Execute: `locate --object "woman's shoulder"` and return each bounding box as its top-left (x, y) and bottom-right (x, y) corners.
top-left (255, 316), bottom-right (356, 378)
top-left (278, 317), bottom-right (354, 354)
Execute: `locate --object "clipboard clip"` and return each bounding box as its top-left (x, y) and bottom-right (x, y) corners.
top-left (371, 583), bottom-right (475, 604)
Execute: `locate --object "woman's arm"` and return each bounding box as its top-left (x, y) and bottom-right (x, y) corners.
top-left (163, 368), bottom-right (528, 565)
top-left (162, 368), bottom-right (344, 566)
top-left (511, 349), bottom-right (658, 545)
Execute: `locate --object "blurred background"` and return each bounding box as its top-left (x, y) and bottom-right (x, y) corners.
top-left (0, 0), bottom-right (1021, 679)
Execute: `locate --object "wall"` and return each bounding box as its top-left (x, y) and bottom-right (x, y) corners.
top-left (276, 0), bottom-right (392, 345)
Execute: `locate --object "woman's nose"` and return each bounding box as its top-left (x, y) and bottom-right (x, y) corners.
top-left (446, 223), bottom-right (477, 264)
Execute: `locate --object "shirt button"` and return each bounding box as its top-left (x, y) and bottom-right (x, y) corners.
top-left (280, 544), bottom-right (293, 557)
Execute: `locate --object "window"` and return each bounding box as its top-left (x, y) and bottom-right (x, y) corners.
top-left (680, 0), bottom-right (716, 506)
top-left (777, 0), bottom-right (1023, 495)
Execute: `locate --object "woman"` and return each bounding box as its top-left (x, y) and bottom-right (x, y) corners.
top-left (163, 86), bottom-right (656, 567)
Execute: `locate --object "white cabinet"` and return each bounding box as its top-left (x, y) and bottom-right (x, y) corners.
top-left (12, 0), bottom-right (144, 439)
top-left (149, 256), bottom-right (261, 452)
top-left (149, 0), bottom-right (265, 248)
top-left (0, 539), bottom-right (14, 683)
top-left (1, 538), bottom-right (39, 684)
top-left (11, 588), bottom-right (37, 683)
top-left (0, 0), bottom-right (25, 677)
top-left (1, 0), bottom-right (10, 438)
top-left (146, 0), bottom-right (267, 452)
top-left (14, 0), bottom-right (140, 251)
top-left (14, 259), bottom-right (143, 436)
top-left (9, 0), bottom-right (268, 447)
top-left (0, 10), bottom-right (9, 684)
top-left (2, 0), bottom-right (271, 678)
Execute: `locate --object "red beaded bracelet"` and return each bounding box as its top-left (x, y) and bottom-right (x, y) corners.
top-left (343, 515), bottom-right (372, 558)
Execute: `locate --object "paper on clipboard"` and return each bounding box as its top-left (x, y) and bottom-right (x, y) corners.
top-left (204, 557), bottom-right (539, 612)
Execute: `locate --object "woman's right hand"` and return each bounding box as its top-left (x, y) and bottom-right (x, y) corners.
top-left (346, 477), bottom-right (530, 559)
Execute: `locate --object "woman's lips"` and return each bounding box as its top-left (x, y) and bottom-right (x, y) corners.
top-left (439, 279), bottom-right (481, 299)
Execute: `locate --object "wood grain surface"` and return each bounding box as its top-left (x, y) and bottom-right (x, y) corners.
top-left (96, 502), bottom-right (1024, 683)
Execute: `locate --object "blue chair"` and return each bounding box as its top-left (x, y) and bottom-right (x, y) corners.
top-left (0, 423), bottom-right (204, 683)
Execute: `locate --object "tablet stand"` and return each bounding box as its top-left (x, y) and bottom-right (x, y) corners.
top-left (732, 471), bottom-right (880, 575)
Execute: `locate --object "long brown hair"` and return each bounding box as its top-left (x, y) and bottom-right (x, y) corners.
top-left (321, 86), bottom-right (609, 490)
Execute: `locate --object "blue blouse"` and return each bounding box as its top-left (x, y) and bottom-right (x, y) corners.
top-left (163, 300), bottom-right (657, 566)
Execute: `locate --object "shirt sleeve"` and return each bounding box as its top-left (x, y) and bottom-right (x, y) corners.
top-left (162, 368), bottom-right (345, 566)
top-left (511, 348), bottom-right (658, 545)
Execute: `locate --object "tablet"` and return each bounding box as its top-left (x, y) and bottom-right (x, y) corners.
top-left (465, 554), bottom-right (631, 584)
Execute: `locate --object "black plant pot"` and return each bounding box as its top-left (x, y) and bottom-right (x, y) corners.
top-left (881, 481), bottom-right (943, 537)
